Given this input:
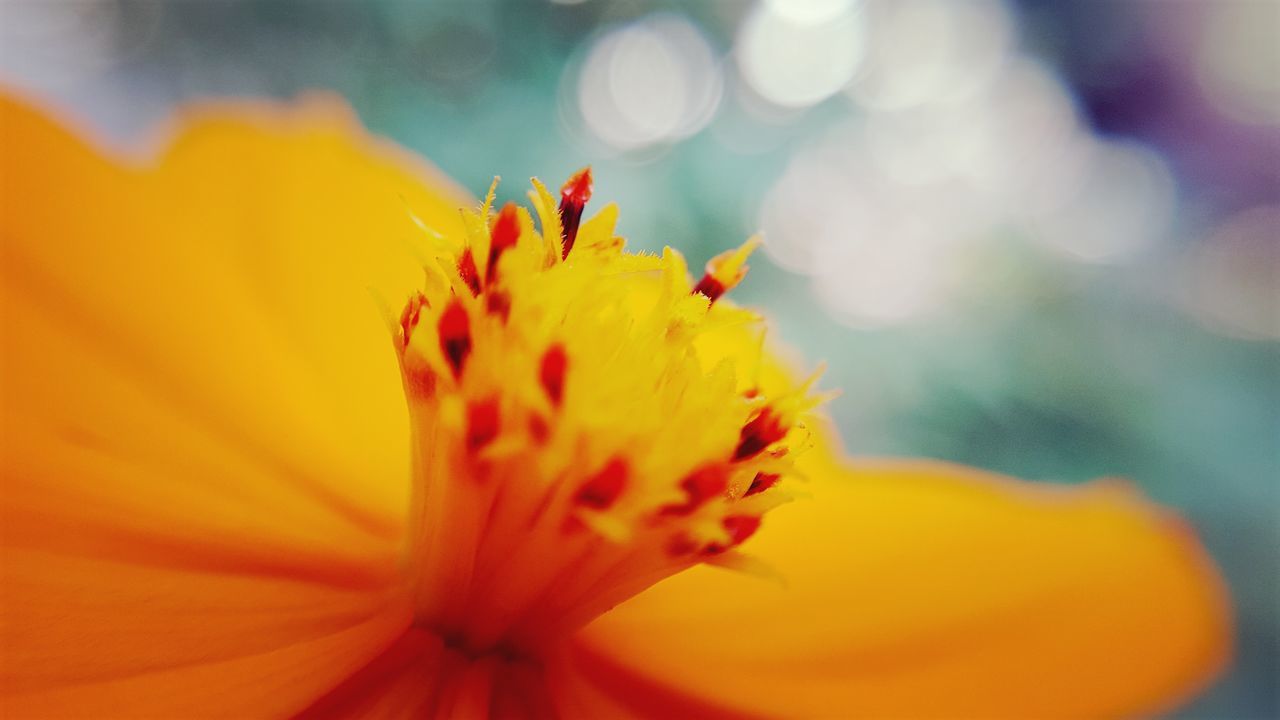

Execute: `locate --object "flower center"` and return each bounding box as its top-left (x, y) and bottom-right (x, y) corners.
top-left (393, 170), bottom-right (817, 655)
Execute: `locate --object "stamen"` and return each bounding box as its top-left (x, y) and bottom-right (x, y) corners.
top-left (466, 398), bottom-right (501, 454)
top-left (661, 464), bottom-right (729, 516)
top-left (486, 290), bottom-right (511, 321)
top-left (487, 203), bottom-right (520, 285)
top-left (558, 167), bottom-right (592, 259)
top-left (574, 458), bottom-right (627, 510)
top-left (399, 292), bottom-right (427, 348)
top-left (438, 300), bottom-right (472, 380)
top-left (691, 275), bottom-right (726, 303)
top-left (733, 406), bottom-right (788, 461)
top-left (666, 534), bottom-right (700, 557)
top-left (458, 249), bottom-right (481, 297)
top-left (539, 344), bottom-right (567, 407)
top-left (724, 515), bottom-right (762, 543)
top-left (693, 237), bottom-right (760, 304)
top-left (745, 472), bottom-right (780, 497)
top-left (704, 515), bottom-right (762, 555)
top-left (528, 415), bottom-right (550, 444)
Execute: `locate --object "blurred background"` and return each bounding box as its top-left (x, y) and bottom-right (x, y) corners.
top-left (1, 0), bottom-right (1275, 716)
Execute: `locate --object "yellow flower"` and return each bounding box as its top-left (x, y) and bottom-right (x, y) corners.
top-left (0, 93), bottom-right (1229, 719)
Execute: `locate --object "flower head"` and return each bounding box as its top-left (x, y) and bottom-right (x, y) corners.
top-left (392, 171), bottom-right (817, 654)
top-left (0, 94), bottom-right (1230, 718)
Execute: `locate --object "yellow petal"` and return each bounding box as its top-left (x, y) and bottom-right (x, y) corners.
top-left (0, 95), bottom-right (469, 712)
top-left (575, 459), bottom-right (1231, 718)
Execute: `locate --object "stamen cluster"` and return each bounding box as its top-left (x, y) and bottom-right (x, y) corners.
top-left (392, 170), bottom-right (819, 655)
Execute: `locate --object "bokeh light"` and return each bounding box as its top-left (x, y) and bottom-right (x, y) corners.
top-left (0, 1), bottom-right (125, 89)
top-left (1195, 0), bottom-right (1280, 126)
top-left (1029, 139), bottom-right (1176, 263)
top-left (572, 13), bottom-right (721, 152)
top-left (735, 0), bottom-right (866, 109)
top-left (1180, 204), bottom-right (1280, 341)
top-left (847, 0), bottom-right (1012, 111)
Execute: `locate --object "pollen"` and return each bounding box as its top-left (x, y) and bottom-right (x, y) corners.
top-left (392, 170), bottom-right (821, 656)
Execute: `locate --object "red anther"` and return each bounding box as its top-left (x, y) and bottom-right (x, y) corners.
top-left (438, 300), bottom-right (472, 380)
top-left (705, 515), bottom-right (762, 555)
top-left (723, 514), bottom-right (761, 544)
top-left (487, 203), bottom-right (521, 285)
top-left (683, 465), bottom-right (728, 503)
top-left (529, 414), bottom-right (551, 444)
top-left (661, 464), bottom-right (729, 516)
top-left (666, 534), bottom-right (699, 557)
top-left (466, 398), bottom-right (500, 454)
top-left (486, 290), bottom-right (511, 321)
top-left (458, 249), bottom-right (481, 297)
top-left (745, 472), bottom-right (780, 497)
top-left (695, 242), bottom-right (756, 303)
top-left (692, 274), bottom-right (727, 304)
top-left (575, 457), bottom-right (628, 510)
top-left (398, 292), bottom-right (427, 349)
top-left (558, 167), bottom-right (593, 260)
top-left (540, 344), bottom-right (568, 406)
top-left (733, 407), bottom-right (788, 461)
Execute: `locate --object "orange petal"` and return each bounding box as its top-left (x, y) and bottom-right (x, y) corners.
top-left (1, 548), bottom-right (412, 717)
top-left (543, 642), bottom-right (763, 720)
top-left (1, 92), bottom-right (471, 523)
top-left (575, 459), bottom-right (1231, 718)
top-left (297, 628), bottom-right (745, 720)
top-left (0, 95), bottom-right (469, 711)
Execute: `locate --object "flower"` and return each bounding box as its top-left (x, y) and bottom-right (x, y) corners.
top-left (0, 92), bottom-right (1229, 719)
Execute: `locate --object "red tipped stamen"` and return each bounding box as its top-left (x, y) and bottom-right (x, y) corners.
top-left (558, 167), bottom-right (593, 260)
top-left (692, 275), bottom-right (727, 303)
top-left (745, 472), bottom-right (780, 497)
top-left (661, 464), bottom-right (729, 516)
top-left (733, 407), bottom-right (788, 461)
top-left (704, 515), bottom-right (762, 555)
top-left (575, 458), bottom-right (628, 510)
top-left (693, 241), bottom-right (758, 304)
top-left (724, 515), bottom-right (761, 544)
top-left (458, 249), bottom-right (481, 297)
top-left (399, 292), bottom-right (427, 349)
top-left (438, 300), bottom-right (472, 380)
top-left (486, 290), bottom-right (511, 321)
top-left (529, 414), bottom-right (551, 444)
top-left (666, 534), bottom-right (700, 557)
top-left (488, 203), bottom-right (521, 285)
top-left (681, 465), bottom-right (728, 506)
top-left (540, 344), bottom-right (568, 406)
top-left (466, 398), bottom-right (500, 454)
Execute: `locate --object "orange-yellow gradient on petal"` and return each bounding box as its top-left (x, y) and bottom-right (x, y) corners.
top-left (0, 91), bottom-right (1231, 719)
top-left (1, 90), bottom-right (453, 716)
top-left (572, 458), bottom-right (1231, 719)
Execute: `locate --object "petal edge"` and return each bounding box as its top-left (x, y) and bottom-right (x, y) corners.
top-left (576, 458), bottom-right (1231, 719)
